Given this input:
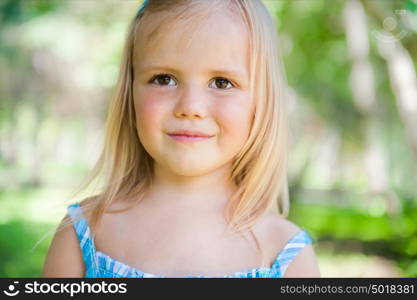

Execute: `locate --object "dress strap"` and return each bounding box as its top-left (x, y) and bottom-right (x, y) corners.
top-left (67, 202), bottom-right (98, 277)
top-left (270, 229), bottom-right (313, 277)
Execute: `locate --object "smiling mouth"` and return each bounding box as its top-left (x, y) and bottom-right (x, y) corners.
top-left (167, 134), bottom-right (214, 142)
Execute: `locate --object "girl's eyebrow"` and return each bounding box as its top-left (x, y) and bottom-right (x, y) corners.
top-left (140, 64), bottom-right (248, 81)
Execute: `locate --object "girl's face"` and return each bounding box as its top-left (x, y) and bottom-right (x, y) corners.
top-left (133, 10), bottom-right (254, 177)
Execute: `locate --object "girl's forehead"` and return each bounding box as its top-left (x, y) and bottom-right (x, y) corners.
top-left (134, 9), bottom-right (250, 74)
top-left (136, 1), bottom-right (246, 46)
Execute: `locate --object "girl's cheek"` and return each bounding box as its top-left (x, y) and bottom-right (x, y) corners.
top-left (135, 97), bottom-right (170, 151)
top-left (214, 97), bottom-right (253, 136)
top-left (135, 96), bottom-right (166, 131)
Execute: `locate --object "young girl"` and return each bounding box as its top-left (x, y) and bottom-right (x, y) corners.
top-left (42, 0), bottom-right (320, 278)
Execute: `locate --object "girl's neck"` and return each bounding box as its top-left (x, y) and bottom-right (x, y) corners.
top-left (144, 162), bottom-right (237, 213)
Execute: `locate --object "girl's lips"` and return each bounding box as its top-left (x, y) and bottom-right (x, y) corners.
top-left (168, 134), bottom-right (213, 142)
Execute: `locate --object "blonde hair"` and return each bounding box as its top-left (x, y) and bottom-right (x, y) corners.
top-left (61, 0), bottom-right (289, 245)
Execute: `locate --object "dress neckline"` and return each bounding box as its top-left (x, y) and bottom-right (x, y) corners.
top-left (95, 249), bottom-right (273, 278)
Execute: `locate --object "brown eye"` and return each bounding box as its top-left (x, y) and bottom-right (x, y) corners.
top-left (211, 77), bottom-right (233, 89)
top-left (150, 74), bottom-right (176, 86)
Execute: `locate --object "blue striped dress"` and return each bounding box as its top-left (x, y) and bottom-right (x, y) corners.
top-left (67, 202), bottom-right (313, 278)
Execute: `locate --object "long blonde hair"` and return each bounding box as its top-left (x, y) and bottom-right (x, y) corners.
top-left (62, 0), bottom-right (289, 241)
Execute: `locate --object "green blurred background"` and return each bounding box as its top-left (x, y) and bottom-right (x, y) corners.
top-left (1, 0), bottom-right (416, 277)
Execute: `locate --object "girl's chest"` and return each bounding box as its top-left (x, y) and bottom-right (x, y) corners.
top-left (93, 210), bottom-right (264, 276)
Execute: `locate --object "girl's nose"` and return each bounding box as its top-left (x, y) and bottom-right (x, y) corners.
top-left (173, 84), bottom-right (208, 119)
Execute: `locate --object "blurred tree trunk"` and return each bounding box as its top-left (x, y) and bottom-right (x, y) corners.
top-left (361, 0), bottom-right (417, 159)
top-left (377, 33), bottom-right (417, 161)
top-left (343, 0), bottom-right (400, 214)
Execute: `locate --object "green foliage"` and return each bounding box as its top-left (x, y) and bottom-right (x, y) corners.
top-left (406, 0), bottom-right (417, 13)
top-left (0, 0), bottom-right (63, 25)
top-left (289, 194), bottom-right (417, 277)
top-left (0, 220), bottom-right (52, 277)
top-left (278, 0), bottom-right (363, 146)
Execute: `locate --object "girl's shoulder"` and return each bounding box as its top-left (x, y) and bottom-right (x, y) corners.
top-left (254, 212), bottom-right (302, 250)
top-left (253, 212), bottom-right (320, 277)
top-left (42, 200), bottom-right (96, 277)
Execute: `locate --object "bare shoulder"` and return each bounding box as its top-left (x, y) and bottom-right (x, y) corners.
top-left (253, 213), bottom-right (321, 277)
top-left (253, 212), bottom-right (301, 254)
top-left (42, 208), bottom-right (85, 277)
